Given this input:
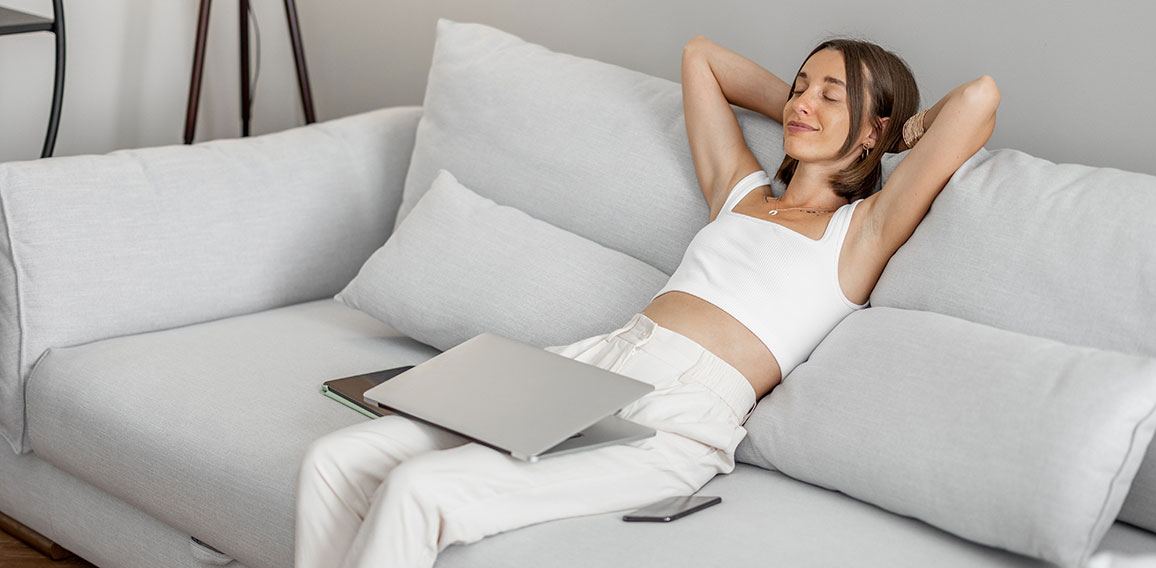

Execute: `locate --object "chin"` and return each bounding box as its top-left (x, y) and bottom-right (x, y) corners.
top-left (782, 142), bottom-right (818, 164)
top-left (784, 138), bottom-right (840, 165)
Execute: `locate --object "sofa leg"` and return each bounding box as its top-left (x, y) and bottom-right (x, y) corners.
top-left (0, 509), bottom-right (74, 561)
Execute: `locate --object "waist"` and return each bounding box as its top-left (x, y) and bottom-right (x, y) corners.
top-left (609, 311), bottom-right (758, 416)
top-left (641, 292), bottom-right (782, 396)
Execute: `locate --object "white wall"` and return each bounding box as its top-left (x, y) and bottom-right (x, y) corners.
top-left (0, 0), bottom-right (305, 162)
top-left (3, 1), bottom-right (1155, 176)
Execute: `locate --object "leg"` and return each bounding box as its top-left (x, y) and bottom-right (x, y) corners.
top-left (282, 0), bottom-right (316, 123)
top-left (295, 415), bottom-right (468, 568)
top-left (294, 329), bottom-right (623, 568)
top-left (184, 0), bottom-right (212, 144)
top-left (341, 433), bottom-right (726, 568)
top-left (341, 315), bottom-right (749, 568)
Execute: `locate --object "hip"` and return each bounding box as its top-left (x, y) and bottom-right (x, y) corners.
top-left (544, 312), bottom-right (757, 455)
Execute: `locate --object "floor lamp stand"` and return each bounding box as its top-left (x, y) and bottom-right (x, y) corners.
top-left (183, 0), bottom-right (316, 144)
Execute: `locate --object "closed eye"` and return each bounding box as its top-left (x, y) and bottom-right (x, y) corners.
top-left (793, 89), bottom-right (840, 103)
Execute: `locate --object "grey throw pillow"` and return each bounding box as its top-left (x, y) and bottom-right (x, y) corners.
top-left (871, 146), bottom-right (1156, 533)
top-left (336, 170), bottom-right (669, 351)
top-left (736, 307), bottom-right (1156, 567)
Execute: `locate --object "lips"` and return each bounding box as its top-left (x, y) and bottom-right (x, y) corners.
top-left (787, 121), bottom-right (817, 133)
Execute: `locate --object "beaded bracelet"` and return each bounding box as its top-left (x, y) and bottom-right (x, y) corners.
top-left (903, 108), bottom-right (929, 148)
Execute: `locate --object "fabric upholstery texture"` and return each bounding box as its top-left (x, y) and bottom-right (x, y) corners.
top-left (19, 299), bottom-right (1075, 568)
top-left (338, 169), bottom-right (669, 351)
top-left (9, 295), bottom-right (1156, 568)
top-left (872, 147), bottom-right (1156, 533)
top-left (400, 19), bottom-right (789, 276)
top-left (437, 463), bottom-right (1051, 568)
top-left (0, 444), bottom-right (252, 568)
top-left (0, 106), bottom-right (423, 454)
top-left (25, 299), bottom-right (440, 568)
top-left (736, 307), bottom-right (1156, 567)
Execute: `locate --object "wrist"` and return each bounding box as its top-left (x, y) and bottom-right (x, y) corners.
top-left (902, 108), bottom-right (929, 148)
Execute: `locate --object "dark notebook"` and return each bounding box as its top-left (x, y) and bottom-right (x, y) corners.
top-left (321, 366), bottom-right (414, 418)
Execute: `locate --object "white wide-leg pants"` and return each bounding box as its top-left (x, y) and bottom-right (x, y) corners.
top-left (294, 313), bottom-right (757, 568)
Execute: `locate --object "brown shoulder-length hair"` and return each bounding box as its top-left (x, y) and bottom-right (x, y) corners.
top-left (776, 38), bottom-right (920, 202)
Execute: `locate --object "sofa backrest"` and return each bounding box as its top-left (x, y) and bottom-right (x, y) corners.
top-left (0, 106), bottom-right (421, 454)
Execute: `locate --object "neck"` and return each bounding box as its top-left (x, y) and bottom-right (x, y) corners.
top-left (778, 162), bottom-right (849, 210)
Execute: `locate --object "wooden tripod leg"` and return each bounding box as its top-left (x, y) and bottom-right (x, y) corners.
top-left (0, 510), bottom-right (73, 561)
top-left (283, 0), bottom-right (316, 123)
top-left (184, 0), bottom-right (213, 144)
top-left (240, 0), bottom-right (251, 136)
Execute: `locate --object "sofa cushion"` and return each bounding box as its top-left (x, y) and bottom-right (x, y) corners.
top-left (337, 169), bottom-right (668, 350)
top-left (401, 19), bottom-right (788, 277)
top-left (871, 147), bottom-right (1156, 533)
top-left (437, 464), bottom-right (1058, 568)
top-left (0, 106), bottom-right (423, 454)
top-left (24, 299), bottom-right (441, 568)
top-left (736, 306), bottom-right (1156, 567)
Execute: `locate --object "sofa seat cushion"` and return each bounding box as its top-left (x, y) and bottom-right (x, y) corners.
top-left (438, 464), bottom-right (1156, 568)
top-left (23, 299), bottom-right (441, 568)
top-left (19, 299), bottom-right (1156, 567)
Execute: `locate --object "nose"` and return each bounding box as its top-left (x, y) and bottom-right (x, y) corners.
top-left (791, 90), bottom-right (813, 116)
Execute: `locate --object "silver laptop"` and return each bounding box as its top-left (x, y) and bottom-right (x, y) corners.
top-left (363, 333), bottom-right (656, 462)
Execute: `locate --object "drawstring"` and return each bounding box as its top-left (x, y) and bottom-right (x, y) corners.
top-left (607, 314), bottom-right (652, 372)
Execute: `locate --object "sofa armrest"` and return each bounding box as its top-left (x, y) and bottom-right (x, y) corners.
top-left (0, 105), bottom-right (422, 453)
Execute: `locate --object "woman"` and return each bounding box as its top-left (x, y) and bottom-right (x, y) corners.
top-left (296, 35), bottom-right (999, 568)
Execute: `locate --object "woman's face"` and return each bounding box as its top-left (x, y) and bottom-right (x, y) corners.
top-left (782, 49), bottom-right (871, 166)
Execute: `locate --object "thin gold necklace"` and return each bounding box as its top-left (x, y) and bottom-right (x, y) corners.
top-left (762, 188), bottom-right (839, 216)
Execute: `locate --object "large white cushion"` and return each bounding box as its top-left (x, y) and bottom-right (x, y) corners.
top-left (737, 307), bottom-right (1156, 567)
top-left (338, 170), bottom-right (668, 351)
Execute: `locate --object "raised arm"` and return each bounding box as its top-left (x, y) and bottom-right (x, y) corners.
top-left (682, 36), bottom-right (793, 219)
top-left (862, 76), bottom-right (1001, 255)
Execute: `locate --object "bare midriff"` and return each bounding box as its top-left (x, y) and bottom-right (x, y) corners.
top-left (640, 290), bottom-right (781, 399)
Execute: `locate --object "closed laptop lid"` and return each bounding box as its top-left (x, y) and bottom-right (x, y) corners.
top-left (363, 333), bottom-right (653, 458)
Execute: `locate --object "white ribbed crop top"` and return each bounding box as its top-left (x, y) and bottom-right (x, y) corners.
top-left (651, 170), bottom-right (869, 377)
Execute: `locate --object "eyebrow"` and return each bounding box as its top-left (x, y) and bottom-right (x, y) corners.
top-left (797, 71), bottom-right (846, 88)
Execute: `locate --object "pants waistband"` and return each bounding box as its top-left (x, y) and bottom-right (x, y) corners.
top-left (607, 313), bottom-right (757, 419)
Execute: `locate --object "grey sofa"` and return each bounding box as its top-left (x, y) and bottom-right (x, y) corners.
top-left (3, 19), bottom-right (1156, 568)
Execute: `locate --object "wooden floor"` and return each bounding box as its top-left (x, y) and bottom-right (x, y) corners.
top-left (0, 529), bottom-right (95, 567)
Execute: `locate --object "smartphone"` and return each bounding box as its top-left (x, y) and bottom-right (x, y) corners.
top-left (622, 495), bottom-right (721, 522)
top-left (321, 366), bottom-right (415, 418)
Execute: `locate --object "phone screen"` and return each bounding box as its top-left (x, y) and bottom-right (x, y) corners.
top-left (622, 495), bottom-right (721, 522)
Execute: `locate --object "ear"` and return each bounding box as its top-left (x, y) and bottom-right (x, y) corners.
top-left (867, 116), bottom-right (891, 148)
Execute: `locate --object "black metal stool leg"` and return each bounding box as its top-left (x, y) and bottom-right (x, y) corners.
top-left (184, 0), bottom-right (213, 144)
top-left (239, 0), bottom-right (251, 136)
top-left (40, 0), bottom-right (65, 158)
top-left (282, 0), bottom-right (315, 124)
